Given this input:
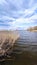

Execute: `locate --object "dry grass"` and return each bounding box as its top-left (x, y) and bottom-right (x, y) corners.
top-left (0, 30), bottom-right (20, 60)
top-left (0, 31), bottom-right (20, 44)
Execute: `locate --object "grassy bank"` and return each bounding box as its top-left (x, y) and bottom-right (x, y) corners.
top-left (0, 30), bottom-right (20, 61)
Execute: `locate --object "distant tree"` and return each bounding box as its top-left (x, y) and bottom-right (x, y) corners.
top-left (33, 26), bottom-right (37, 30)
top-left (27, 26), bottom-right (37, 31)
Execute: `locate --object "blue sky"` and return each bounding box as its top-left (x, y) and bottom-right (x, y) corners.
top-left (0, 0), bottom-right (37, 30)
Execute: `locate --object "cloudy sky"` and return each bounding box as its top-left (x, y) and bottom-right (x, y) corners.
top-left (0, 0), bottom-right (37, 30)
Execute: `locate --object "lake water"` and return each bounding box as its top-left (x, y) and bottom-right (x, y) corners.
top-left (0, 31), bottom-right (37, 65)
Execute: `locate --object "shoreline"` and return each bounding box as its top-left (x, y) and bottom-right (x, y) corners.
top-left (27, 30), bottom-right (37, 32)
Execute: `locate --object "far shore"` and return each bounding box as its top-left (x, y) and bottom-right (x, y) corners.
top-left (27, 30), bottom-right (37, 32)
top-left (31, 30), bottom-right (37, 32)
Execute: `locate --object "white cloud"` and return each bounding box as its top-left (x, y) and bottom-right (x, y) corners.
top-left (30, 14), bottom-right (37, 20)
top-left (8, 17), bottom-right (35, 30)
top-left (0, 16), bottom-right (15, 21)
top-left (23, 4), bottom-right (37, 17)
top-left (0, 0), bottom-right (37, 30)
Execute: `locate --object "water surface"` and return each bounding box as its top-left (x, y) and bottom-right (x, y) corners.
top-left (0, 31), bottom-right (37, 65)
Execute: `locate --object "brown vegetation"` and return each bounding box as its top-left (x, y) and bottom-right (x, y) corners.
top-left (27, 26), bottom-right (37, 32)
top-left (0, 31), bottom-right (20, 61)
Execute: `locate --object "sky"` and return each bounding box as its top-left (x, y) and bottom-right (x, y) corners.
top-left (0, 0), bottom-right (37, 30)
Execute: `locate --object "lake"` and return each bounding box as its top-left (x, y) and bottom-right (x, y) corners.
top-left (0, 31), bottom-right (37, 65)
